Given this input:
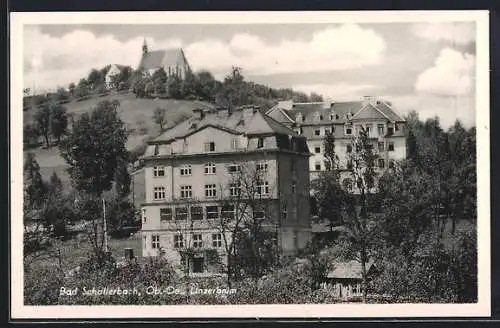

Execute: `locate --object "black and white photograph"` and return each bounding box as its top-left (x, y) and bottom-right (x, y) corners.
top-left (10, 11), bottom-right (490, 319)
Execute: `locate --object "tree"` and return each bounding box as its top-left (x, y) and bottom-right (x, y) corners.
top-left (152, 107), bottom-right (167, 132)
top-left (75, 79), bottom-right (90, 99)
top-left (59, 100), bottom-right (128, 196)
top-left (114, 159), bottom-right (131, 198)
top-left (24, 153), bottom-right (47, 209)
top-left (48, 171), bottom-right (63, 196)
top-left (23, 124), bottom-right (39, 148)
top-left (194, 70), bottom-right (217, 101)
top-left (34, 103), bottom-right (52, 148)
top-left (68, 82), bottom-right (76, 96)
top-left (206, 161), bottom-right (280, 286)
top-left (87, 68), bottom-right (103, 90)
top-left (152, 68), bottom-right (168, 95)
top-left (50, 103), bottom-right (68, 144)
top-left (55, 87), bottom-right (70, 103)
top-left (310, 92), bottom-right (324, 102)
top-left (166, 74), bottom-right (183, 99)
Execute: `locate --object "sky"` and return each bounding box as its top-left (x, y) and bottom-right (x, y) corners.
top-left (23, 22), bottom-right (477, 128)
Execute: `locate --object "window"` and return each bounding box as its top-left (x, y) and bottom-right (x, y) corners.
top-left (151, 235), bottom-right (160, 249)
top-left (345, 126), bottom-right (352, 135)
top-left (315, 161), bottom-right (321, 171)
top-left (191, 206), bottom-right (203, 220)
top-left (192, 256), bottom-right (204, 273)
top-left (389, 160), bottom-right (395, 168)
top-left (346, 145), bottom-right (353, 153)
top-left (142, 208), bottom-right (147, 224)
top-left (204, 141), bottom-right (216, 152)
top-left (153, 187), bottom-right (166, 200)
top-left (378, 142), bottom-right (385, 152)
top-left (212, 234), bottom-right (222, 247)
top-left (377, 124), bottom-right (385, 135)
top-left (291, 182), bottom-right (296, 194)
top-left (174, 234), bottom-right (184, 248)
top-left (257, 137), bottom-right (264, 148)
top-left (180, 165), bottom-right (192, 176)
top-left (388, 142), bottom-right (395, 151)
top-left (314, 129), bottom-right (321, 136)
top-left (314, 146), bottom-right (321, 154)
top-left (378, 158), bottom-right (385, 169)
top-left (222, 205), bottom-right (235, 219)
top-left (395, 124), bottom-right (400, 131)
top-left (205, 184), bottom-right (217, 198)
top-left (228, 164), bottom-right (241, 173)
top-left (175, 207), bottom-right (188, 220)
top-left (206, 206), bottom-right (219, 219)
top-left (180, 185), bottom-right (192, 199)
top-left (257, 181), bottom-right (269, 195)
top-left (256, 162), bottom-right (268, 172)
top-left (229, 183), bottom-right (241, 197)
top-left (388, 126), bottom-right (394, 135)
top-left (329, 114), bottom-right (335, 121)
top-left (153, 166), bottom-right (165, 177)
top-left (154, 145), bottom-right (160, 156)
top-left (160, 208), bottom-right (172, 221)
top-left (204, 163), bottom-right (216, 175)
top-left (193, 234), bottom-right (203, 248)
top-left (231, 138), bottom-right (240, 150)
top-left (253, 210), bottom-right (265, 219)
top-left (365, 125), bottom-right (372, 136)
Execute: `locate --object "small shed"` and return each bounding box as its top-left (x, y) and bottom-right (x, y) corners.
top-left (322, 260), bottom-right (377, 300)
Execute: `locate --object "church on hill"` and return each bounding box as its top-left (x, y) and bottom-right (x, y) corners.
top-left (137, 39), bottom-right (192, 79)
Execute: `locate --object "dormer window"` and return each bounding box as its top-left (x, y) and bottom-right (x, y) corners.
top-left (329, 113), bottom-right (336, 121)
top-left (319, 114), bottom-right (324, 121)
top-left (257, 137), bottom-right (264, 149)
top-left (154, 145), bottom-right (160, 156)
top-left (204, 141), bottom-right (215, 152)
top-left (296, 113), bottom-right (303, 123)
top-left (345, 123), bottom-right (353, 135)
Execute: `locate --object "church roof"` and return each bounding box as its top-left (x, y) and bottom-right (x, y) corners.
top-left (138, 48), bottom-right (191, 71)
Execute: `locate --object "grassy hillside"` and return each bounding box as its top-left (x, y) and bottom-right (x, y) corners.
top-left (23, 91), bottom-right (214, 198)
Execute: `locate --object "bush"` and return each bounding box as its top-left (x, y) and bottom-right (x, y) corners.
top-left (24, 263), bottom-right (65, 305)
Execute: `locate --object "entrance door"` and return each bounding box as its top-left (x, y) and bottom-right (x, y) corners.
top-left (192, 256), bottom-right (204, 273)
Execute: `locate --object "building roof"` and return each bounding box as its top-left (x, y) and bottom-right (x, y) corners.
top-left (138, 48), bottom-right (191, 72)
top-left (267, 99), bottom-right (405, 125)
top-left (149, 106), bottom-right (302, 144)
top-left (326, 260), bottom-right (375, 279)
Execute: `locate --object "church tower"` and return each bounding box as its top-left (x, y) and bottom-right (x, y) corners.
top-left (142, 38), bottom-right (148, 54)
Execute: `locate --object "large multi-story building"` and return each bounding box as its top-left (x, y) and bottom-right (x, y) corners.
top-left (140, 105), bottom-right (311, 275)
top-left (266, 97), bottom-right (407, 184)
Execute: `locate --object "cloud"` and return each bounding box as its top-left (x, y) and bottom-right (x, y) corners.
top-left (385, 94), bottom-right (475, 129)
top-left (292, 83), bottom-right (377, 101)
top-left (412, 22), bottom-right (475, 45)
top-left (415, 48), bottom-right (475, 96)
top-left (23, 24), bottom-right (386, 91)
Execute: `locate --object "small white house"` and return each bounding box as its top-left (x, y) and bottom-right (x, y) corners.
top-left (105, 64), bottom-right (126, 89)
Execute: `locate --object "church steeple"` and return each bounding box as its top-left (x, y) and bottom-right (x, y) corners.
top-left (142, 38), bottom-right (148, 54)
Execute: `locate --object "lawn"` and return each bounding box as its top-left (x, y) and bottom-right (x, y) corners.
top-left (26, 233), bottom-right (143, 273)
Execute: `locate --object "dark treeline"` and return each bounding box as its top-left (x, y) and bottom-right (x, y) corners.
top-left (311, 111), bottom-right (477, 303)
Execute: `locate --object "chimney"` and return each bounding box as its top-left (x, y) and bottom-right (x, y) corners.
top-left (124, 248), bottom-right (134, 260)
top-left (242, 105), bottom-right (256, 121)
top-left (363, 96), bottom-right (376, 106)
top-left (192, 108), bottom-right (204, 120)
top-left (217, 107), bottom-right (229, 118)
